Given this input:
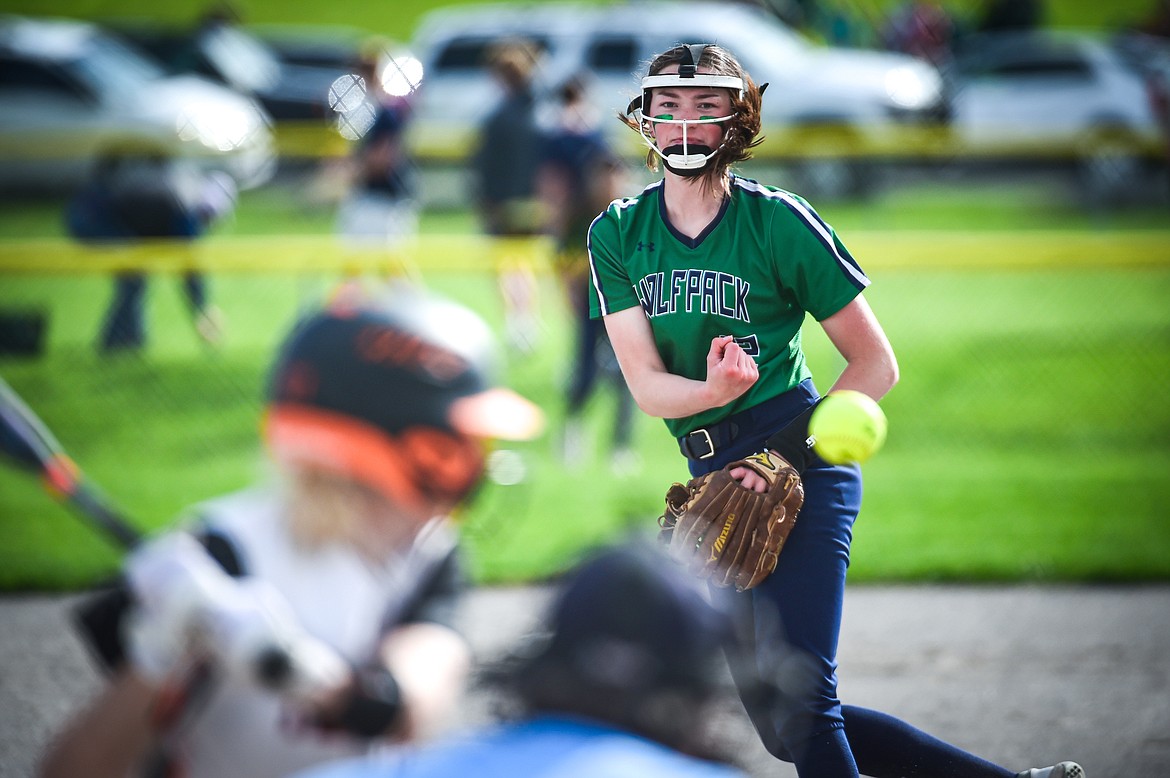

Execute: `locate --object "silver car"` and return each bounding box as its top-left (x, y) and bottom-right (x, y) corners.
top-left (0, 15), bottom-right (276, 193)
top-left (406, 1), bottom-right (948, 199)
top-left (945, 30), bottom-right (1165, 205)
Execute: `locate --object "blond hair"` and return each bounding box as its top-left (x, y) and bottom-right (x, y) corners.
top-left (283, 466), bottom-right (423, 561)
top-left (487, 38), bottom-right (540, 91)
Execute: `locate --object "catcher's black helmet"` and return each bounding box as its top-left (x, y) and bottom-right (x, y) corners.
top-left (538, 542), bottom-right (732, 689)
top-left (264, 286), bottom-right (542, 509)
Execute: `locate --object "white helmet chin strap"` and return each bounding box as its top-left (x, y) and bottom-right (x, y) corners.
top-left (633, 46), bottom-right (745, 172)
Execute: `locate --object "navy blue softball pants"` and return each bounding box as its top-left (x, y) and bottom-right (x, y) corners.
top-left (687, 382), bottom-right (1014, 778)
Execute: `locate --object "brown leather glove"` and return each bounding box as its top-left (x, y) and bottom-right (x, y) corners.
top-left (658, 451), bottom-right (804, 591)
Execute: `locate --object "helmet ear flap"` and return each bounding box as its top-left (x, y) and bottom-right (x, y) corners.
top-left (400, 427), bottom-right (486, 507)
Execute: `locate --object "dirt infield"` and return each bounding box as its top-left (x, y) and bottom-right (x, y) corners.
top-left (3, 584), bottom-right (1169, 777)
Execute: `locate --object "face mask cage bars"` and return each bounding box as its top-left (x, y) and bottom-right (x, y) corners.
top-left (629, 62), bottom-right (745, 170)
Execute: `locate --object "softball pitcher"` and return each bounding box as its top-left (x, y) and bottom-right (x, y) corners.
top-left (587, 42), bottom-right (1082, 778)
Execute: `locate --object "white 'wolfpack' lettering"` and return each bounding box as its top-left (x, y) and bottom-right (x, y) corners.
top-left (635, 269), bottom-right (751, 322)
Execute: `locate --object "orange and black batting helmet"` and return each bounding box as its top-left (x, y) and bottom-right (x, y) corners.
top-left (263, 287), bottom-right (543, 510)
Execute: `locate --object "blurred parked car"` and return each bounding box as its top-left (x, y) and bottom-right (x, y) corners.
top-left (114, 21), bottom-right (422, 163)
top-left (407, 1), bottom-right (948, 199)
top-left (249, 26), bottom-right (424, 135)
top-left (945, 30), bottom-right (1165, 205)
top-left (250, 23), bottom-right (369, 72)
top-left (111, 19), bottom-right (348, 125)
top-left (0, 15), bottom-right (275, 193)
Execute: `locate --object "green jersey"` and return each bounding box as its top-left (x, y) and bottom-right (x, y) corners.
top-left (587, 174), bottom-right (868, 437)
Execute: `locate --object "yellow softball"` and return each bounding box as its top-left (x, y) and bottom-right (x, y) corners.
top-left (809, 390), bottom-right (888, 465)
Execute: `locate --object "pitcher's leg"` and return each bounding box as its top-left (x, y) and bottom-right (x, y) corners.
top-left (844, 706), bottom-right (1013, 778)
top-left (728, 462), bottom-right (861, 777)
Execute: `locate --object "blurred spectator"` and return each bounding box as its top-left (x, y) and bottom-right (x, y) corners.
top-left (976, 0), bottom-right (1044, 33)
top-left (470, 38), bottom-right (545, 354)
top-left (1120, 5), bottom-right (1170, 186)
top-left (64, 153), bottom-right (234, 352)
top-left (536, 75), bottom-right (637, 471)
top-left (881, 1), bottom-right (956, 66)
top-left (291, 540), bottom-right (749, 778)
top-left (333, 41), bottom-right (420, 250)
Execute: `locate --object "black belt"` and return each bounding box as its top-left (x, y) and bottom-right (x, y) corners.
top-left (676, 385), bottom-right (820, 463)
top-left (677, 419), bottom-right (741, 460)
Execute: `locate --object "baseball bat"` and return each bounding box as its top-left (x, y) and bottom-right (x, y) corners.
top-left (0, 375), bottom-right (342, 717)
top-left (0, 374), bottom-right (142, 549)
top-left (0, 375), bottom-right (334, 684)
top-left (0, 374), bottom-right (348, 777)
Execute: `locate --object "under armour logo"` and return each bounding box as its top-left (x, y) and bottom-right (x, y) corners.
top-left (637, 241), bottom-right (655, 252)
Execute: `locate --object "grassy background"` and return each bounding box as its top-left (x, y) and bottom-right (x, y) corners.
top-left (1, 0), bottom-right (1160, 46)
top-left (2, 0), bottom-right (1169, 590)
top-left (2, 173), bottom-right (1169, 591)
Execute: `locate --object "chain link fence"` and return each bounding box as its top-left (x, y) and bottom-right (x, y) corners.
top-left (1, 232), bottom-right (1168, 587)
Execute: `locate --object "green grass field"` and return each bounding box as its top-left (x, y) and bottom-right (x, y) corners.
top-left (3, 0), bottom-right (1170, 591)
top-left (5, 0), bottom-right (1159, 46)
top-left (2, 173), bottom-right (1169, 591)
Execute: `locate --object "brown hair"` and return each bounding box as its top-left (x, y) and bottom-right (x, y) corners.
top-left (487, 38), bottom-right (540, 92)
top-left (620, 44), bottom-right (765, 191)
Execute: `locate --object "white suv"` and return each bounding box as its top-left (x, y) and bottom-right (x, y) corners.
top-left (0, 16), bottom-right (276, 193)
top-left (406, 1), bottom-right (948, 198)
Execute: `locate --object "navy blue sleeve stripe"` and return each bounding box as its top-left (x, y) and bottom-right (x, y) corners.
top-left (735, 178), bottom-right (869, 290)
